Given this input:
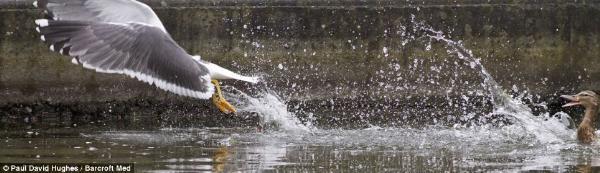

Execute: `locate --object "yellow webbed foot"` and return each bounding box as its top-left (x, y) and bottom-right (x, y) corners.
top-left (212, 96), bottom-right (236, 114)
top-left (211, 80), bottom-right (236, 114)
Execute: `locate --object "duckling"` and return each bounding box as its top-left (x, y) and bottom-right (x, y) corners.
top-left (561, 90), bottom-right (599, 144)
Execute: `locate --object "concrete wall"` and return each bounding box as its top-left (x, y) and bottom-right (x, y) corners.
top-left (0, 1), bottom-right (599, 116)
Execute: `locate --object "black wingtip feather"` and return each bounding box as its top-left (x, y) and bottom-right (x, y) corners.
top-left (34, 0), bottom-right (55, 20)
top-left (44, 13), bottom-right (54, 20)
top-left (35, 0), bottom-right (48, 9)
top-left (36, 20), bottom-right (91, 55)
top-left (61, 46), bottom-right (71, 56)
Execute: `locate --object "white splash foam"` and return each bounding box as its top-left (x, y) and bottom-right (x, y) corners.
top-left (224, 87), bottom-right (313, 133)
top-left (412, 18), bottom-right (572, 144)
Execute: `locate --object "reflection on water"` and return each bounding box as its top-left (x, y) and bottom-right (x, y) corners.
top-left (2, 126), bottom-right (600, 172)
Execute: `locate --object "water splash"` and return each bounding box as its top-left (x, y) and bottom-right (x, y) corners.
top-left (219, 15), bottom-right (572, 145)
top-left (411, 17), bottom-right (572, 144)
top-left (224, 86), bottom-right (314, 133)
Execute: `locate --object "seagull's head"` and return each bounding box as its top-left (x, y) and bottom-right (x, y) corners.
top-left (561, 90), bottom-right (599, 109)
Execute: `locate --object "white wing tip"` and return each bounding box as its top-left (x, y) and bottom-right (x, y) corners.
top-left (35, 27), bottom-right (40, 33)
top-left (35, 19), bottom-right (48, 27)
top-left (71, 58), bottom-right (78, 65)
top-left (33, 1), bottom-right (38, 8)
top-left (49, 45), bottom-right (54, 51)
top-left (40, 35), bottom-right (45, 41)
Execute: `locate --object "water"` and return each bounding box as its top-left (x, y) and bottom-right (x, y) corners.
top-left (417, 19), bottom-right (572, 145)
top-left (2, 125), bottom-right (599, 172)
top-left (224, 87), bottom-right (314, 133)
top-left (1, 18), bottom-right (599, 172)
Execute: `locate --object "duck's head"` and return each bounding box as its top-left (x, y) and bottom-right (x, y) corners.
top-left (561, 90), bottom-right (599, 109)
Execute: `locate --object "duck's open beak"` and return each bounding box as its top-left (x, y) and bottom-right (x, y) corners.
top-left (561, 95), bottom-right (581, 107)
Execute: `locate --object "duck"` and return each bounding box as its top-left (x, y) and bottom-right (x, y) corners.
top-left (561, 90), bottom-right (599, 144)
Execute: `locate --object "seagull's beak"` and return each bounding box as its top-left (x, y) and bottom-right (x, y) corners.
top-left (561, 95), bottom-right (581, 107)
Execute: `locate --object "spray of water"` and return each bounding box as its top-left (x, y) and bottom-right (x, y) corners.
top-left (411, 16), bottom-right (572, 144)
top-left (218, 15), bottom-right (573, 146)
top-left (223, 86), bottom-right (314, 133)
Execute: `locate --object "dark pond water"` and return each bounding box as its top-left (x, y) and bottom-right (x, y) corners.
top-left (2, 121), bottom-right (600, 172)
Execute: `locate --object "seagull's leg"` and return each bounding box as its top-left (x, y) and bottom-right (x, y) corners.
top-left (211, 80), bottom-right (237, 114)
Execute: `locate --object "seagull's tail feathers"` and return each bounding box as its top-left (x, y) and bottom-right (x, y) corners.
top-left (201, 61), bottom-right (260, 84)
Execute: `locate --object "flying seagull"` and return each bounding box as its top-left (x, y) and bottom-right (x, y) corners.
top-left (32, 0), bottom-right (259, 113)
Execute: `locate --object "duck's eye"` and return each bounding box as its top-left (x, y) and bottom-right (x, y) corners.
top-left (581, 93), bottom-right (591, 97)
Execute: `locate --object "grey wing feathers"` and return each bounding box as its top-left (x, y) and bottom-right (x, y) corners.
top-left (35, 19), bottom-right (215, 99)
top-left (35, 0), bottom-right (167, 32)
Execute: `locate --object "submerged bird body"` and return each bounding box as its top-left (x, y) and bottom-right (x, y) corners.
top-left (33, 0), bottom-right (257, 113)
top-left (561, 90), bottom-right (600, 144)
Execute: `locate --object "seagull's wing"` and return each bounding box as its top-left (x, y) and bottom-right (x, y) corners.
top-left (34, 0), bottom-right (167, 32)
top-left (35, 19), bottom-right (214, 99)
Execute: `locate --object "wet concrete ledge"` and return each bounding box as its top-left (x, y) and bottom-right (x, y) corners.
top-left (0, 1), bottom-right (599, 128)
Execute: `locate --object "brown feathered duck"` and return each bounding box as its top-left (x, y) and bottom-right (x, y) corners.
top-left (561, 90), bottom-right (600, 144)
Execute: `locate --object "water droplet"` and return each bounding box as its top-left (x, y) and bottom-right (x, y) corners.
top-left (383, 47), bottom-right (389, 57)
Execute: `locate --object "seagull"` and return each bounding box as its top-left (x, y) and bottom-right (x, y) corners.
top-left (32, 0), bottom-right (259, 114)
top-left (561, 90), bottom-right (600, 144)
